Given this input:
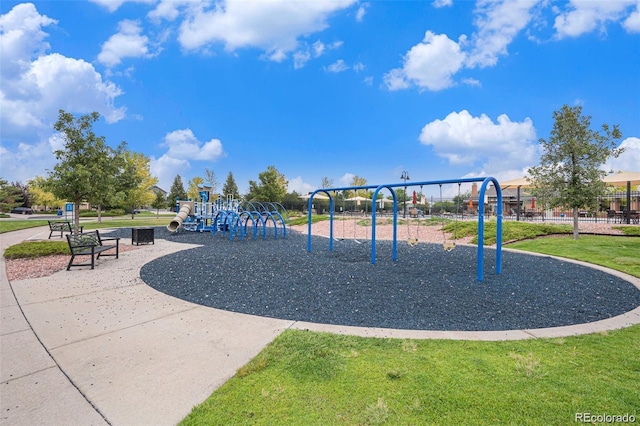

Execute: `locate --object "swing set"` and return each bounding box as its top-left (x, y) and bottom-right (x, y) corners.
top-left (306, 177), bottom-right (503, 282)
top-left (405, 186), bottom-right (421, 247)
top-left (439, 183), bottom-right (462, 252)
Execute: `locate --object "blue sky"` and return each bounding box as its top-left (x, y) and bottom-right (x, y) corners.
top-left (1, 0), bottom-right (639, 198)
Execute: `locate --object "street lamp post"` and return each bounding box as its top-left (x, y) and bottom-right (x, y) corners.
top-left (400, 170), bottom-right (410, 218)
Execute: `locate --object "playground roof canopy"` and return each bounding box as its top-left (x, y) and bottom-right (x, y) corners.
top-left (299, 193), bottom-right (329, 200)
top-left (602, 171), bottom-right (640, 186)
top-left (499, 176), bottom-right (532, 189)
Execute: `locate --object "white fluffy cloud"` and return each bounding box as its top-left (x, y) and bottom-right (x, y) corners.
top-left (465, 0), bottom-right (538, 68)
top-left (384, 31), bottom-right (466, 91)
top-left (177, 0), bottom-right (356, 60)
top-left (150, 128), bottom-right (226, 192)
top-left (293, 40), bottom-right (343, 69)
top-left (432, 0), bottom-right (453, 8)
top-left (339, 173), bottom-right (355, 186)
top-left (385, 0), bottom-right (538, 91)
top-left (419, 110), bottom-right (538, 174)
top-left (90, 0), bottom-right (156, 13)
top-left (0, 136), bottom-right (60, 186)
top-left (161, 129), bottom-right (225, 160)
top-left (624, 4), bottom-right (640, 32)
top-left (98, 20), bottom-right (155, 67)
top-left (554, 0), bottom-right (639, 38)
top-left (288, 176), bottom-right (315, 194)
top-left (386, 0), bottom-right (638, 92)
top-left (0, 2), bottom-right (126, 187)
top-left (0, 2), bottom-right (56, 79)
top-left (605, 137), bottom-right (640, 172)
top-left (325, 59), bottom-right (349, 73)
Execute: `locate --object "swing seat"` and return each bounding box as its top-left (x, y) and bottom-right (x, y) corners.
top-left (443, 241), bottom-right (456, 252)
top-left (407, 237), bottom-right (418, 247)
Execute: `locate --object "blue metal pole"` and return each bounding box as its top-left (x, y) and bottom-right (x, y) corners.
top-left (329, 194), bottom-right (334, 251)
top-left (371, 191), bottom-right (378, 265)
top-left (478, 194), bottom-right (485, 282)
top-left (307, 197), bottom-right (313, 252)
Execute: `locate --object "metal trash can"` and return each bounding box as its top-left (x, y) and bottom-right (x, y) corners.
top-left (132, 227), bottom-right (154, 245)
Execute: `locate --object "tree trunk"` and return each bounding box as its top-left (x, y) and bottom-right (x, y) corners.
top-left (97, 205), bottom-right (102, 223)
top-left (74, 203), bottom-right (81, 235)
top-left (573, 206), bottom-right (579, 240)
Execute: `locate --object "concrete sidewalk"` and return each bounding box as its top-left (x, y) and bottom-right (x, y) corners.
top-left (2, 227), bottom-right (639, 425)
top-left (1, 227), bottom-right (294, 425)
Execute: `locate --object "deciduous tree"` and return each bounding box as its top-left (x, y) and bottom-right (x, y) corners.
top-left (187, 176), bottom-right (205, 200)
top-left (247, 166), bottom-right (288, 202)
top-left (528, 105), bottom-right (623, 239)
top-left (28, 176), bottom-right (64, 211)
top-left (47, 110), bottom-right (114, 233)
top-left (121, 151), bottom-right (158, 218)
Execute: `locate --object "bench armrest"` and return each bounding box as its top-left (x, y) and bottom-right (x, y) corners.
top-left (100, 237), bottom-right (120, 244)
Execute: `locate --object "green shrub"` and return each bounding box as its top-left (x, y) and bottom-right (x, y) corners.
top-left (3, 241), bottom-right (70, 259)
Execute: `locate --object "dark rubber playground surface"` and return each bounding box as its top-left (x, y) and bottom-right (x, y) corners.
top-left (111, 228), bottom-right (640, 332)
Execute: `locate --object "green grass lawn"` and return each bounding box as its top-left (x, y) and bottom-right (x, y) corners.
top-left (182, 326), bottom-right (639, 425)
top-left (508, 235), bottom-right (640, 278)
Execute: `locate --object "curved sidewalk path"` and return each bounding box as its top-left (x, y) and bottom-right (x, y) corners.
top-left (2, 227), bottom-right (639, 425)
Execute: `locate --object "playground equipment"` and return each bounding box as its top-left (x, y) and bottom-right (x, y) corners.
top-left (167, 201), bottom-right (194, 232)
top-left (166, 194), bottom-right (288, 241)
top-left (306, 177), bottom-right (503, 282)
top-left (439, 183), bottom-right (462, 252)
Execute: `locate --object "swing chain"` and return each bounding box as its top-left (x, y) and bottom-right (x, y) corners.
top-left (406, 185), bottom-right (422, 247)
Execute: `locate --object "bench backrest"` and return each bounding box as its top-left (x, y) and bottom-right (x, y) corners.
top-left (49, 221), bottom-right (73, 231)
top-left (67, 231), bottom-right (102, 251)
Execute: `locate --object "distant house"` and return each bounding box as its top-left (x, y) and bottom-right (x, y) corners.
top-left (152, 186), bottom-right (167, 200)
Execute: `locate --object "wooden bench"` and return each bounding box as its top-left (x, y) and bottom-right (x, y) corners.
top-left (66, 230), bottom-right (120, 270)
top-left (48, 220), bottom-right (83, 239)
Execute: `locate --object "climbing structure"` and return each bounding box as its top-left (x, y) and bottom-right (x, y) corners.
top-left (167, 194), bottom-right (288, 241)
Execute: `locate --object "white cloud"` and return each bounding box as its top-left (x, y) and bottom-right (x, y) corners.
top-left (293, 40), bottom-right (343, 69)
top-left (325, 59), bottom-right (349, 73)
top-left (384, 31), bottom-right (466, 91)
top-left (2, 53), bottom-right (126, 131)
top-left (0, 3), bottom-right (57, 79)
top-left (98, 20), bottom-right (155, 67)
top-left (0, 136), bottom-right (60, 186)
top-left (0, 3), bottom-right (126, 152)
top-left (418, 110), bottom-right (538, 174)
top-left (623, 3), bottom-right (640, 32)
top-left (554, 0), bottom-right (638, 38)
top-left (177, 0), bottom-right (356, 62)
top-left (604, 137), bottom-right (640, 172)
top-left (148, 0), bottom-right (194, 23)
top-left (339, 173), bottom-right (355, 185)
top-left (462, 77), bottom-right (481, 87)
top-left (150, 155), bottom-right (192, 194)
top-left (465, 0), bottom-right (538, 68)
top-left (432, 0), bottom-right (453, 8)
top-left (353, 62), bottom-right (365, 72)
top-left (293, 50), bottom-right (311, 69)
top-left (383, 0), bottom-right (539, 91)
top-left (288, 176), bottom-right (315, 194)
top-left (90, 0), bottom-right (156, 13)
top-left (356, 3), bottom-right (369, 22)
top-left (162, 129), bottom-right (226, 161)
top-left (151, 128), bottom-right (226, 192)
